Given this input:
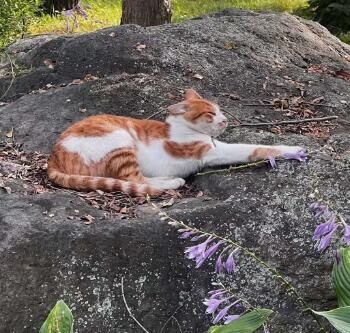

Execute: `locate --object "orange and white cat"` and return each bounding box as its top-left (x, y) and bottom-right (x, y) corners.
top-left (48, 89), bottom-right (304, 196)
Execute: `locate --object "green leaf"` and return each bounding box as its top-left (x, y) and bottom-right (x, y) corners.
top-left (208, 308), bottom-right (273, 333)
top-left (332, 248), bottom-right (350, 307)
top-left (313, 307), bottom-right (350, 333)
top-left (39, 300), bottom-right (74, 333)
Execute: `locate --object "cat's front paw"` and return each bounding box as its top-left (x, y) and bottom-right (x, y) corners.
top-left (280, 146), bottom-right (307, 161)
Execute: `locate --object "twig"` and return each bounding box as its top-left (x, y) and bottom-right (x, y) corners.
top-left (121, 277), bottom-right (151, 333)
top-left (196, 160), bottom-right (271, 177)
top-left (159, 302), bottom-right (185, 333)
top-left (149, 202), bottom-right (327, 332)
top-left (231, 116), bottom-right (338, 127)
top-left (0, 52), bottom-right (16, 101)
top-left (222, 108), bottom-right (241, 124)
top-left (146, 109), bottom-right (166, 119)
top-left (243, 103), bottom-right (273, 107)
top-left (170, 316), bottom-right (182, 333)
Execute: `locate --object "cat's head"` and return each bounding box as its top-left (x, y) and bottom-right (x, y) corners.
top-left (167, 89), bottom-right (228, 137)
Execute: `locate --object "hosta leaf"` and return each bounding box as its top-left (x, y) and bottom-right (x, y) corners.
top-left (208, 308), bottom-right (273, 333)
top-left (39, 300), bottom-right (73, 333)
top-left (313, 307), bottom-right (350, 333)
top-left (332, 248), bottom-right (350, 307)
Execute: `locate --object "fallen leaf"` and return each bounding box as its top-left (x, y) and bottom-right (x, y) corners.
top-left (1, 185), bottom-right (12, 194)
top-left (71, 79), bottom-right (84, 85)
top-left (136, 44), bottom-right (146, 51)
top-left (196, 191), bottom-right (204, 197)
top-left (193, 73), bottom-right (203, 80)
top-left (79, 108), bottom-right (87, 113)
top-left (48, 213), bottom-right (55, 218)
top-left (82, 214), bottom-right (95, 224)
top-left (43, 59), bottom-right (56, 69)
top-left (84, 74), bottom-right (98, 81)
top-left (223, 42), bottom-right (234, 50)
top-left (310, 96), bottom-right (324, 104)
top-left (109, 32), bottom-right (116, 37)
top-left (161, 197), bottom-right (175, 207)
top-left (335, 70), bottom-right (350, 81)
top-left (120, 207), bottom-right (128, 214)
top-left (5, 128), bottom-right (13, 138)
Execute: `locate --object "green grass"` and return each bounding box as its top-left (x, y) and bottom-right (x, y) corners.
top-left (340, 32), bottom-right (350, 44)
top-left (29, 0), bottom-right (308, 35)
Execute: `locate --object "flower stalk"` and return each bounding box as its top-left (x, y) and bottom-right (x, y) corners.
top-left (149, 200), bottom-right (327, 332)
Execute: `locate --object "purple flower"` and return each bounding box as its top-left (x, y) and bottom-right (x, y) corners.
top-left (224, 314), bottom-right (240, 324)
top-left (310, 202), bottom-right (330, 219)
top-left (191, 234), bottom-right (206, 242)
top-left (312, 216), bottom-right (337, 240)
top-left (283, 150), bottom-right (307, 162)
top-left (343, 224), bottom-right (350, 245)
top-left (209, 290), bottom-right (227, 299)
top-left (203, 298), bottom-right (226, 314)
top-left (197, 241), bottom-right (225, 268)
top-left (268, 156), bottom-right (277, 169)
top-left (215, 254), bottom-right (224, 274)
top-left (185, 236), bottom-right (215, 267)
top-left (225, 251), bottom-right (236, 274)
top-left (213, 302), bottom-right (237, 324)
top-left (179, 231), bottom-right (195, 239)
top-left (317, 224), bottom-right (338, 252)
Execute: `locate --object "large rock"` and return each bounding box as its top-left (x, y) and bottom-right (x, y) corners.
top-left (0, 9), bottom-right (350, 333)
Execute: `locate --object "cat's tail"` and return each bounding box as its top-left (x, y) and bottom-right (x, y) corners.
top-left (47, 168), bottom-right (161, 197)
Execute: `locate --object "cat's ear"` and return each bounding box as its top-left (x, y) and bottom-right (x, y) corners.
top-left (168, 102), bottom-right (187, 115)
top-left (185, 89), bottom-right (202, 100)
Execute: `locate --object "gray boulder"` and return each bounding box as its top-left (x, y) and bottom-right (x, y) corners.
top-left (1, 9), bottom-right (350, 333)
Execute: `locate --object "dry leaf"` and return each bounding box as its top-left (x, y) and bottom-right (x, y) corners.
top-left (109, 32), bottom-right (116, 37)
top-left (196, 191), bottom-right (204, 197)
top-left (79, 108), bottom-right (87, 113)
top-left (48, 213), bottom-right (55, 218)
top-left (82, 214), bottom-right (95, 224)
top-left (43, 59), bottom-right (56, 69)
top-left (193, 73), bottom-right (203, 80)
top-left (161, 197), bottom-right (175, 207)
top-left (136, 44), bottom-right (146, 51)
top-left (335, 70), bottom-right (350, 81)
top-left (71, 79), bottom-right (84, 85)
top-left (1, 185), bottom-right (12, 194)
top-left (5, 128), bottom-right (13, 138)
top-left (223, 42), bottom-right (234, 50)
top-left (120, 207), bottom-right (128, 214)
top-left (84, 74), bottom-right (98, 81)
top-left (310, 96), bottom-right (324, 104)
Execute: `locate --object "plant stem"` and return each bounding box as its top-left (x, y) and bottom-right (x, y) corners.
top-left (150, 201), bottom-right (327, 332)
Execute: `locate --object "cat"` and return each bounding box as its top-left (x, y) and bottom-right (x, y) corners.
top-left (48, 89), bottom-right (305, 196)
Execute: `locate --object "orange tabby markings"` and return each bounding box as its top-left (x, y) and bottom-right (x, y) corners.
top-left (48, 88), bottom-right (303, 196)
top-left (248, 147), bottom-right (281, 161)
top-left (164, 141), bottom-right (211, 159)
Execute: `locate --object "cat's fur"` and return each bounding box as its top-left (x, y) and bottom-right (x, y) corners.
top-left (48, 89), bottom-right (304, 196)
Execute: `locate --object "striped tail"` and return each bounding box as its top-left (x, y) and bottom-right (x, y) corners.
top-left (47, 168), bottom-right (161, 197)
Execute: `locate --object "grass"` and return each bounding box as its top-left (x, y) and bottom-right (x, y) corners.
top-left (29, 0), bottom-right (308, 36)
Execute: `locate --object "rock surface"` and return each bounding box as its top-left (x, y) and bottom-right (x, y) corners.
top-left (0, 9), bottom-right (350, 333)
